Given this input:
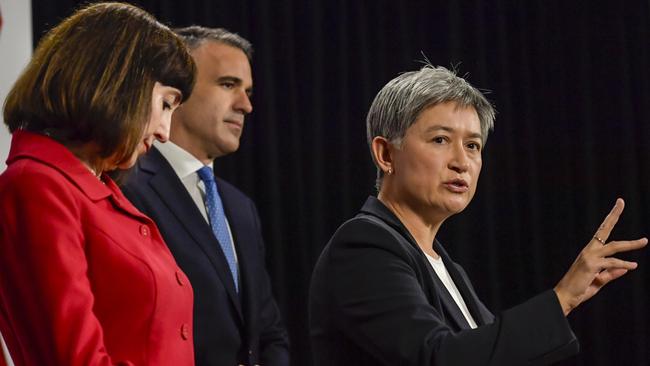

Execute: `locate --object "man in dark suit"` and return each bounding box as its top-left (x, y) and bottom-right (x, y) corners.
top-left (123, 26), bottom-right (289, 366)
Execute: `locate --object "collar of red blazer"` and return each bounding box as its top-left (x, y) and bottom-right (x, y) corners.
top-left (8, 129), bottom-right (117, 202)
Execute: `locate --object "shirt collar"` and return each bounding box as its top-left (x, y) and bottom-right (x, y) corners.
top-left (154, 140), bottom-right (213, 178)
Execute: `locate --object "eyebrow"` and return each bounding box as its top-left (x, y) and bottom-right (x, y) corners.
top-left (424, 125), bottom-right (482, 139)
top-left (217, 76), bottom-right (254, 96)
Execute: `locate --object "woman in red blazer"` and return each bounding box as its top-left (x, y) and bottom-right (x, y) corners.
top-left (0, 3), bottom-right (197, 365)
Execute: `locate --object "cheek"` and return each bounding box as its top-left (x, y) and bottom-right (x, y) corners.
top-left (191, 87), bottom-right (220, 110)
top-left (469, 160), bottom-right (482, 193)
top-left (162, 110), bottom-right (173, 128)
top-left (418, 156), bottom-right (446, 176)
top-left (144, 123), bottom-right (157, 140)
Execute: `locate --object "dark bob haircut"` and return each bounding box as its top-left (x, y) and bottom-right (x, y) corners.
top-left (3, 2), bottom-right (196, 167)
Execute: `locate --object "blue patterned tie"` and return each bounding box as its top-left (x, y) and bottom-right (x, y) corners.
top-left (197, 166), bottom-right (239, 292)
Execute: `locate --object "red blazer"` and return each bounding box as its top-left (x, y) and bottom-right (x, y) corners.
top-left (0, 130), bottom-right (195, 365)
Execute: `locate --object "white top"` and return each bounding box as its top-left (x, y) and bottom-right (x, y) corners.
top-left (425, 252), bottom-right (478, 329)
top-left (154, 141), bottom-right (239, 266)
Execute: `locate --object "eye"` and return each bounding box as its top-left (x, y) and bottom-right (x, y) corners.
top-left (431, 136), bottom-right (449, 144)
top-left (221, 81), bottom-right (235, 89)
top-left (467, 141), bottom-right (482, 151)
top-left (162, 101), bottom-right (172, 110)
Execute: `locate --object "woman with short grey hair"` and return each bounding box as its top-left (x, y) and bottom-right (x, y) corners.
top-left (309, 64), bottom-right (646, 365)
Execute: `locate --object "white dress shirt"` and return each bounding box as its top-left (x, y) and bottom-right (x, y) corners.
top-left (155, 141), bottom-right (239, 266)
top-left (425, 252), bottom-right (477, 329)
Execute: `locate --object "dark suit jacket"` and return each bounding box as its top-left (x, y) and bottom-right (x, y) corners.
top-left (309, 196), bottom-right (579, 366)
top-left (122, 147), bottom-right (289, 366)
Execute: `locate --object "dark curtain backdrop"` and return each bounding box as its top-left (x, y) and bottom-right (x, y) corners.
top-left (32, 1), bottom-right (650, 365)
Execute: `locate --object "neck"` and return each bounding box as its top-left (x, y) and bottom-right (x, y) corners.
top-left (82, 161), bottom-right (102, 178)
top-left (377, 191), bottom-right (446, 259)
top-left (67, 144), bottom-right (104, 178)
top-left (169, 125), bottom-right (225, 166)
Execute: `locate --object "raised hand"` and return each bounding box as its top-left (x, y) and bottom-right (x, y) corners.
top-left (554, 198), bottom-right (647, 316)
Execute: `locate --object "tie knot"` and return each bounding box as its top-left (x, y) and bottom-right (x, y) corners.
top-left (197, 166), bottom-right (215, 183)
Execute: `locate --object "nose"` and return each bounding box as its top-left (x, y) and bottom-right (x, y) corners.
top-left (154, 115), bottom-right (171, 143)
top-left (448, 143), bottom-right (469, 173)
top-left (234, 90), bottom-right (253, 115)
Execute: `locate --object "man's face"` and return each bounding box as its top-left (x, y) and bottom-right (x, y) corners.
top-left (170, 41), bottom-right (253, 163)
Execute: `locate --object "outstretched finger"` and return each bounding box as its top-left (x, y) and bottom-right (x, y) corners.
top-left (597, 268), bottom-right (629, 286)
top-left (599, 256), bottom-right (639, 271)
top-left (592, 198), bottom-right (625, 245)
top-left (600, 238), bottom-right (648, 256)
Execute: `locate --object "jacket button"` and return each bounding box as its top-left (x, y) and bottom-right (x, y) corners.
top-left (139, 225), bottom-right (149, 237)
top-left (180, 323), bottom-right (189, 340)
top-left (175, 271), bottom-right (184, 286)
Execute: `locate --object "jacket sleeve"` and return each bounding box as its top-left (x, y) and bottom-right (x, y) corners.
top-left (0, 170), bottom-right (134, 366)
top-left (0, 336), bottom-right (9, 366)
top-left (325, 218), bottom-right (578, 366)
top-left (250, 201), bottom-right (290, 366)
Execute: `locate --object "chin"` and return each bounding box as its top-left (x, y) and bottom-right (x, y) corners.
top-left (117, 151), bottom-right (141, 170)
top-left (117, 158), bottom-right (137, 170)
top-left (219, 141), bottom-right (240, 155)
top-left (444, 198), bottom-right (471, 214)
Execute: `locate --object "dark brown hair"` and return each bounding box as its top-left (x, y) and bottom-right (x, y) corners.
top-left (3, 2), bottom-right (196, 167)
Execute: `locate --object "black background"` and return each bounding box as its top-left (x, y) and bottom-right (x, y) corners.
top-left (32, 1), bottom-right (650, 364)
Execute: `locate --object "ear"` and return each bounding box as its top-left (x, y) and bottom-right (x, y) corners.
top-left (371, 136), bottom-right (394, 174)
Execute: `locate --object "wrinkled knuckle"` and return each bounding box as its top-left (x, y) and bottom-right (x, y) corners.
top-left (584, 260), bottom-right (597, 272)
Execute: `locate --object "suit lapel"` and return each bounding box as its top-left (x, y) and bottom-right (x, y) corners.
top-left (359, 196), bottom-right (483, 330)
top-left (420, 262), bottom-right (471, 330)
top-left (140, 149), bottom-right (244, 321)
top-left (218, 179), bottom-right (256, 325)
top-left (434, 241), bottom-right (489, 327)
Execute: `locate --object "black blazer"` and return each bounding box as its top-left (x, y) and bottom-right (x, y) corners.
top-left (309, 196), bottom-right (578, 366)
top-left (123, 147), bottom-right (289, 366)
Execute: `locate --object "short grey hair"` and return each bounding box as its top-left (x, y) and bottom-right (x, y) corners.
top-left (173, 25), bottom-right (253, 60)
top-left (366, 64), bottom-right (496, 190)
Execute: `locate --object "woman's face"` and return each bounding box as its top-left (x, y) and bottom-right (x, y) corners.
top-left (388, 101), bottom-right (483, 220)
top-left (118, 82), bottom-right (182, 169)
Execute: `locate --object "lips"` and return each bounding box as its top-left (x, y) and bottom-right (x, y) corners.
top-left (443, 178), bottom-right (469, 193)
top-left (224, 119), bottom-right (244, 130)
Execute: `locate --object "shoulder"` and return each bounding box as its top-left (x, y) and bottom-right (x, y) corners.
top-left (121, 149), bottom-right (173, 198)
top-left (332, 214), bottom-right (410, 251)
top-left (320, 214), bottom-right (420, 269)
top-left (1, 158), bottom-right (76, 198)
top-left (311, 214), bottom-right (429, 311)
top-left (0, 158), bottom-right (82, 220)
top-left (123, 150), bottom-right (165, 185)
top-left (215, 176), bottom-right (254, 205)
